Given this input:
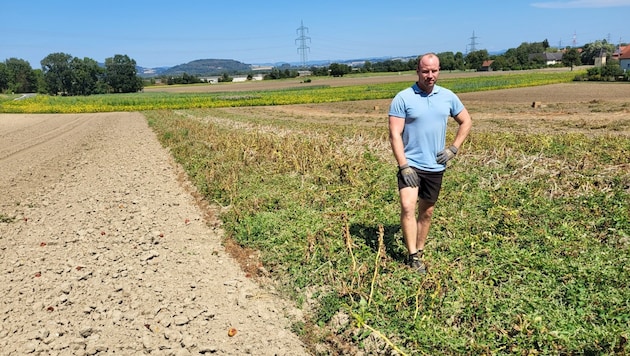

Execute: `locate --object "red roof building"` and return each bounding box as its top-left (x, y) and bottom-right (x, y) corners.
top-left (619, 46), bottom-right (630, 71)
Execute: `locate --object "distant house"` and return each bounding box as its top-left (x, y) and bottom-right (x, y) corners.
top-left (612, 45), bottom-right (627, 60)
top-left (478, 60), bottom-right (494, 71)
top-left (618, 46), bottom-right (630, 71)
top-left (529, 52), bottom-right (563, 65)
top-left (232, 74), bottom-right (264, 82)
top-left (594, 49), bottom-right (607, 67)
top-left (200, 76), bottom-right (221, 84)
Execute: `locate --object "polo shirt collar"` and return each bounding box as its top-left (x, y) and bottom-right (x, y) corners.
top-left (412, 82), bottom-right (441, 96)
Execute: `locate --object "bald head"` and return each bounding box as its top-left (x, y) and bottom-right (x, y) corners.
top-left (417, 53), bottom-right (440, 70)
top-left (416, 53), bottom-right (440, 93)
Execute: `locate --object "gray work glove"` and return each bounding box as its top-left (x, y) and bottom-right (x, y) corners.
top-left (398, 164), bottom-right (419, 188)
top-left (436, 145), bottom-right (458, 165)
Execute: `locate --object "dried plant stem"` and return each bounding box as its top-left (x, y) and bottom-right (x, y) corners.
top-left (368, 225), bottom-right (385, 307)
top-left (360, 322), bottom-right (410, 356)
top-left (343, 213), bottom-right (357, 272)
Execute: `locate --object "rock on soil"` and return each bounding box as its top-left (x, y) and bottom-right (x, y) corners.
top-left (0, 113), bottom-right (309, 355)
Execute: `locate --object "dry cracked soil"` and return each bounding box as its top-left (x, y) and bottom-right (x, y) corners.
top-left (0, 112), bottom-right (309, 355)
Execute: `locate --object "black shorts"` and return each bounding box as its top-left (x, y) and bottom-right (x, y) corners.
top-left (397, 167), bottom-right (444, 203)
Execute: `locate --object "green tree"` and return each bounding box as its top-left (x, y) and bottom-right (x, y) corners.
top-left (506, 55), bottom-right (521, 70)
top-left (438, 52), bottom-right (456, 71)
top-left (70, 57), bottom-right (104, 95)
top-left (41, 52), bottom-right (74, 95)
top-left (454, 52), bottom-right (466, 71)
top-left (41, 53), bottom-right (107, 95)
top-left (529, 41), bottom-right (546, 55)
top-left (373, 59), bottom-right (409, 72)
top-left (264, 68), bottom-right (285, 79)
top-left (182, 73), bottom-right (202, 84)
top-left (512, 43), bottom-right (532, 67)
top-left (0, 62), bottom-right (8, 92)
top-left (498, 41), bottom-right (548, 69)
top-left (5, 58), bottom-right (37, 93)
top-left (105, 54), bottom-right (143, 93)
top-left (218, 72), bottom-right (233, 82)
top-left (562, 48), bottom-right (581, 70)
top-left (586, 66), bottom-right (602, 80)
top-left (490, 56), bottom-right (509, 71)
top-left (362, 60), bottom-right (373, 72)
top-left (581, 39), bottom-right (616, 65)
top-left (465, 49), bottom-right (489, 70)
top-left (329, 63), bottom-right (351, 77)
top-left (309, 65), bottom-right (328, 76)
top-left (600, 60), bottom-right (623, 80)
top-left (33, 69), bottom-right (46, 94)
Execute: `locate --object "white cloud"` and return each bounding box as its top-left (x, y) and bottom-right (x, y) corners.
top-left (531, 0), bottom-right (630, 8)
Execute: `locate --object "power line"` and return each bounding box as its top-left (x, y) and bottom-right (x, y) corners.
top-left (468, 31), bottom-right (479, 53)
top-left (295, 20), bottom-right (311, 68)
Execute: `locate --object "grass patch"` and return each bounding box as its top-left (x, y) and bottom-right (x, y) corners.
top-left (145, 102), bottom-right (629, 355)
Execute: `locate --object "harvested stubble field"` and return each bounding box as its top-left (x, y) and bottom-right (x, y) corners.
top-left (145, 72), bottom-right (630, 136)
top-left (213, 81), bottom-right (630, 136)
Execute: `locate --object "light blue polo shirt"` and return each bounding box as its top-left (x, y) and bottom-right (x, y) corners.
top-left (389, 83), bottom-right (464, 172)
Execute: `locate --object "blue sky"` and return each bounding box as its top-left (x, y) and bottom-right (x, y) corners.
top-left (2, 0), bottom-right (629, 69)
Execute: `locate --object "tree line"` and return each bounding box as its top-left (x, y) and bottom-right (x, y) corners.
top-left (0, 53), bottom-right (143, 95)
top-left (311, 38), bottom-right (627, 80)
top-left (2, 38), bottom-right (627, 95)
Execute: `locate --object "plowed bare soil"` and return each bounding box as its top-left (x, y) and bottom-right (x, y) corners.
top-left (224, 81), bottom-right (630, 136)
top-left (0, 113), bottom-right (307, 355)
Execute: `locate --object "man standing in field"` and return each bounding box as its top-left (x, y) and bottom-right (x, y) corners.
top-left (388, 53), bottom-right (472, 273)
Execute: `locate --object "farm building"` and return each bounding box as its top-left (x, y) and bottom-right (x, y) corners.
top-left (232, 74), bottom-right (264, 82)
top-left (200, 74), bottom-right (264, 83)
top-left (199, 76), bottom-right (221, 84)
top-left (479, 60), bottom-right (494, 71)
top-left (529, 52), bottom-right (563, 65)
top-left (618, 46), bottom-right (630, 71)
top-left (613, 45), bottom-right (627, 60)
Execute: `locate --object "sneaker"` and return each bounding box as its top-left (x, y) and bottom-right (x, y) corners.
top-left (408, 253), bottom-right (427, 274)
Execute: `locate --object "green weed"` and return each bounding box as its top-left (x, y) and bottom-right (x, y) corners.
top-left (146, 103), bottom-right (629, 355)
top-left (0, 213), bottom-right (15, 223)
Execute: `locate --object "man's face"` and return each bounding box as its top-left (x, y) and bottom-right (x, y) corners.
top-left (416, 56), bottom-right (440, 93)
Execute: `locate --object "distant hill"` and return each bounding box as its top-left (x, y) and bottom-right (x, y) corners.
top-left (155, 59), bottom-right (251, 77)
top-left (135, 56), bottom-right (417, 78)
